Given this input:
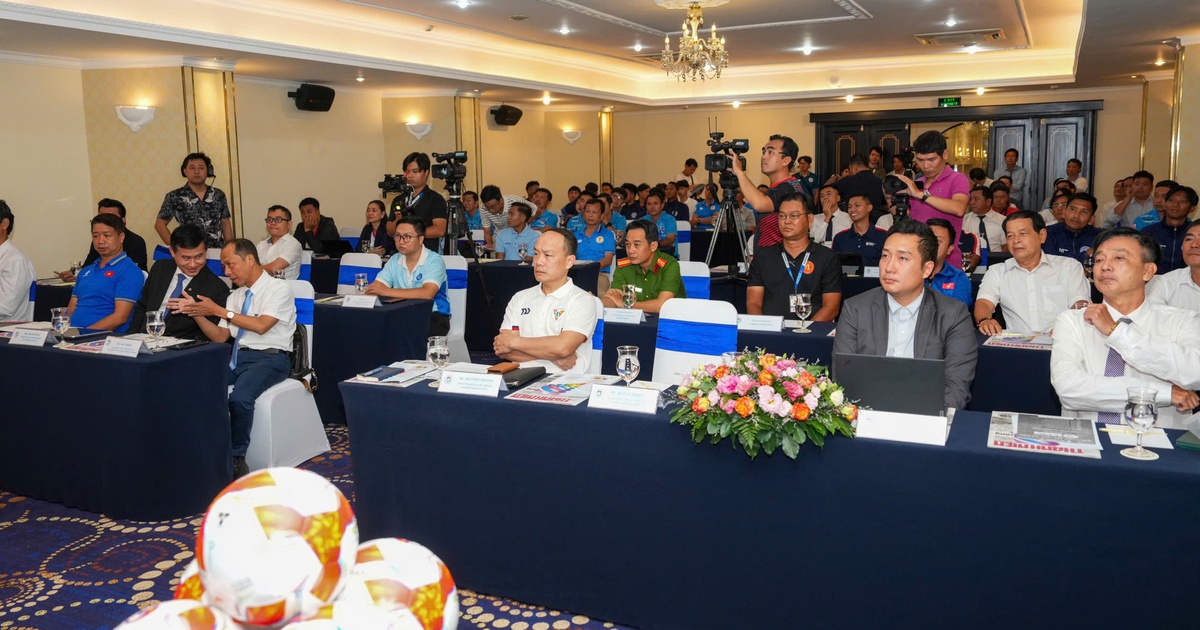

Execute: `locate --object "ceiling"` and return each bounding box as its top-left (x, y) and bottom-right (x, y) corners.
top-left (0, 0), bottom-right (1196, 109)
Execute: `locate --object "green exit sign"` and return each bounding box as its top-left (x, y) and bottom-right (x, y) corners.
top-left (938, 96), bottom-right (962, 108)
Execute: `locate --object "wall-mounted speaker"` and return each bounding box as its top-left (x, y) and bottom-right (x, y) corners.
top-left (490, 104), bottom-right (523, 126)
top-left (287, 84), bottom-right (336, 112)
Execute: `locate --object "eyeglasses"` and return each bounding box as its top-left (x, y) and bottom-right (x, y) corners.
top-left (264, 217), bottom-right (287, 224)
top-left (779, 212), bottom-right (810, 221)
top-left (394, 234), bottom-right (418, 242)
top-left (1052, 202), bottom-right (1068, 209)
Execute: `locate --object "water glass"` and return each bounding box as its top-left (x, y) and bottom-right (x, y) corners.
top-left (622, 284), bottom-right (637, 308)
top-left (51, 309), bottom-right (71, 347)
top-left (1121, 386), bottom-right (1159, 461)
top-left (145, 310), bottom-right (166, 352)
top-left (426, 335), bottom-right (450, 369)
top-left (69, 261), bottom-right (82, 277)
top-left (616, 345), bottom-right (640, 385)
top-left (474, 243), bottom-right (486, 258)
top-left (790, 293), bottom-right (813, 334)
top-left (518, 243), bottom-right (530, 265)
top-left (721, 351), bottom-right (744, 367)
top-left (354, 273), bottom-right (368, 294)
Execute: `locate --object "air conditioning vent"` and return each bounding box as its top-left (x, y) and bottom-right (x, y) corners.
top-left (914, 29), bottom-right (1005, 46)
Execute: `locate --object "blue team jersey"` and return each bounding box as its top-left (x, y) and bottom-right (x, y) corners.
top-left (575, 225), bottom-right (617, 273)
top-left (71, 252), bottom-right (145, 332)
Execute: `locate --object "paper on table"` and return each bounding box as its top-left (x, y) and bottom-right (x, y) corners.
top-left (986, 412), bottom-right (1101, 459)
top-left (1103, 428), bottom-right (1173, 450)
top-left (1, 322), bottom-right (54, 332)
top-left (982, 333), bottom-right (1054, 350)
top-left (443, 362), bottom-right (489, 374)
top-left (123, 333), bottom-right (192, 348)
top-left (1013, 413), bottom-right (1102, 450)
top-left (629, 380), bottom-right (674, 391)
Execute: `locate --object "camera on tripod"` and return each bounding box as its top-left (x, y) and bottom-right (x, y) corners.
top-left (431, 151), bottom-right (468, 180)
top-left (704, 132), bottom-right (750, 173)
top-left (377, 174), bottom-right (411, 196)
top-left (882, 146), bottom-right (918, 220)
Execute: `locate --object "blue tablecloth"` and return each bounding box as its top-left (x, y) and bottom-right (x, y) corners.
top-left (312, 296), bottom-right (431, 424)
top-left (0, 341), bottom-right (231, 519)
top-left (341, 380), bottom-right (1200, 630)
top-left (464, 261), bottom-right (600, 350)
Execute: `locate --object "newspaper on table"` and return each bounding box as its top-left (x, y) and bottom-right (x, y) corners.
top-left (982, 332), bottom-right (1054, 351)
top-left (350, 360), bottom-right (437, 388)
top-left (507, 373), bottom-right (621, 406)
top-left (986, 411), bottom-right (1102, 459)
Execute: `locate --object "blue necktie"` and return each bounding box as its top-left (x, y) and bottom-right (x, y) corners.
top-left (164, 273), bottom-right (184, 314)
top-left (1097, 318), bottom-right (1133, 424)
top-left (229, 289), bottom-right (253, 370)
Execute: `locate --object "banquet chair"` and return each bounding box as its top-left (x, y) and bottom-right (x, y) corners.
top-left (336, 252), bottom-right (382, 295)
top-left (445, 255), bottom-right (470, 362)
top-left (652, 298), bottom-right (737, 383)
top-left (588, 296), bottom-right (604, 374)
top-left (677, 260), bottom-right (711, 299)
top-left (675, 220), bottom-right (691, 261)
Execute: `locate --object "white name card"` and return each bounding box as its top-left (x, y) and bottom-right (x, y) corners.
top-left (9, 329), bottom-right (50, 346)
top-left (588, 384), bottom-right (659, 415)
top-left (863, 266), bottom-right (881, 278)
top-left (101, 336), bottom-right (145, 358)
top-left (604, 308), bottom-right (646, 324)
top-left (855, 409), bottom-right (950, 447)
top-left (439, 371), bottom-right (506, 397)
top-left (737, 314), bottom-right (784, 332)
top-left (341, 295), bottom-right (379, 309)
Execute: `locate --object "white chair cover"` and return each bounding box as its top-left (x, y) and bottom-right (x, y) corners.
top-left (651, 298), bottom-right (737, 384)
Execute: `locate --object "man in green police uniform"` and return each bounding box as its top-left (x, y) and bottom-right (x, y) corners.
top-left (601, 218), bottom-right (686, 313)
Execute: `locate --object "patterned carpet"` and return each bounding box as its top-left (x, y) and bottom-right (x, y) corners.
top-left (0, 425), bottom-right (632, 630)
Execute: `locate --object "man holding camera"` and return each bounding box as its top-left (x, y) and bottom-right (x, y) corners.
top-left (387, 151), bottom-right (447, 252)
top-left (888, 131), bottom-right (970, 268)
top-left (730, 134), bottom-right (808, 249)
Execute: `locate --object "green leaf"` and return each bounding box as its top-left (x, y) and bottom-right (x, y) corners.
top-left (781, 434), bottom-right (800, 459)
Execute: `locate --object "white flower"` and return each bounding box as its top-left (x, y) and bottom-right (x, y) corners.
top-left (830, 389), bottom-right (844, 406)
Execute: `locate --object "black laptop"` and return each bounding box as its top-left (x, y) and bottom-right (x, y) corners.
top-left (832, 353), bottom-right (946, 416)
top-left (319, 239), bottom-right (355, 258)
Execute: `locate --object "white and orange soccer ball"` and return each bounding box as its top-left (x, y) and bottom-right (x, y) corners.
top-left (196, 467), bottom-right (359, 627)
top-left (337, 538), bottom-right (459, 630)
top-left (114, 599), bottom-right (235, 629)
top-left (174, 559), bottom-right (206, 602)
top-left (282, 602), bottom-right (428, 629)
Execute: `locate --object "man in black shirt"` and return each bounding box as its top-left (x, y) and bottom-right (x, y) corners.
top-left (66, 198), bottom-right (147, 280)
top-left (293, 197), bottom-right (340, 253)
top-left (387, 152), bottom-right (447, 252)
top-left (833, 154), bottom-right (886, 217)
top-left (747, 191), bottom-right (842, 321)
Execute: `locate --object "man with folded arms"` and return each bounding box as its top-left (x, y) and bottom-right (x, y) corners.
top-left (130, 224), bottom-right (229, 341)
top-left (365, 217), bottom-right (451, 337)
top-left (257, 205), bottom-right (303, 280)
top-left (833, 221), bottom-right (978, 410)
top-left (178, 238), bottom-right (296, 477)
top-left (1051, 228), bottom-right (1200, 428)
top-left (747, 192), bottom-right (841, 321)
top-left (494, 229), bottom-right (596, 374)
top-left (0, 201), bottom-right (35, 322)
top-left (602, 219), bottom-right (686, 313)
top-left (975, 211), bottom-right (1089, 336)
top-left (67, 214), bottom-right (145, 333)
top-left (1147, 222), bottom-right (1200, 310)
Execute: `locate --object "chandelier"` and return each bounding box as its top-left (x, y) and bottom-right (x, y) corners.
top-left (661, 2), bottom-right (729, 81)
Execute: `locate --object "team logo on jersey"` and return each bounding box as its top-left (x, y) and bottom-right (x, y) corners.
top-left (553, 307), bottom-right (565, 321)
top-left (596, 236), bottom-right (604, 244)
top-left (803, 261), bottom-right (814, 274)
top-left (415, 272), bottom-right (423, 282)
top-left (104, 270), bottom-right (115, 278)
top-left (941, 282), bottom-right (956, 290)
top-left (521, 307), bottom-right (531, 315)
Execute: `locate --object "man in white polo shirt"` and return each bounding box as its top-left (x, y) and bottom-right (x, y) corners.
top-left (256, 205), bottom-right (302, 280)
top-left (494, 228), bottom-right (597, 373)
top-left (178, 238), bottom-right (296, 477)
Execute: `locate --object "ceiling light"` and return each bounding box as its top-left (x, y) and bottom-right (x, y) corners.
top-left (945, 19), bottom-right (959, 28)
top-left (963, 45), bottom-right (981, 54)
top-left (633, 43), bottom-right (644, 52)
top-left (455, 0), bottom-right (470, 8)
top-left (558, 25), bottom-right (571, 35)
top-left (356, 76), bottom-right (365, 83)
top-left (801, 45), bottom-right (813, 56)
top-left (1154, 59), bottom-right (1166, 66)
top-left (542, 93), bottom-right (552, 105)
top-left (509, 15), bottom-right (527, 21)
top-left (845, 95), bottom-right (854, 103)
top-left (732, 101), bottom-right (740, 109)
top-left (976, 87), bottom-right (985, 95)
top-left (662, 3), bottom-right (729, 81)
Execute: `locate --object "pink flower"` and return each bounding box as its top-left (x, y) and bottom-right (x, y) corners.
top-left (720, 398), bottom-right (737, 414)
top-left (679, 375), bottom-right (693, 388)
top-left (736, 375), bottom-right (753, 396)
top-left (780, 367), bottom-right (799, 379)
top-left (757, 385), bottom-right (776, 402)
top-left (804, 392), bottom-right (819, 410)
top-left (716, 374), bottom-right (739, 395)
top-left (704, 363), bottom-right (718, 377)
top-left (777, 358), bottom-right (797, 370)
top-left (707, 389), bottom-right (720, 405)
top-left (784, 380), bottom-right (804, 401)
top-left (768, 363), bottom-right (784, 376)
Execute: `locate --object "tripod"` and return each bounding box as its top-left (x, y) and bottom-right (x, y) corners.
top-left (442, 177), bottom-right (498, 334)
top-left (703, 173), bottom-right (751, 276)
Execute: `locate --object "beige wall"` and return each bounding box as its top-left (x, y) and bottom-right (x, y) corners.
top-left (1144, 78), bottom-right (1175, 180)
top-left (544, 111), bottom-right (601, 200)
top-left (1177, 47), bottom-right (1200, 189)
top-left (236, 81), bottom-right (385, 241)
top-left (1, 61), bottom-right (94, 275)
top-left (478, 102), bottom-right (547, 198)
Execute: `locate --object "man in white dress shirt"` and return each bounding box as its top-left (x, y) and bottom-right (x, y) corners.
top-left (1051, 228), bottom-right (1200, 428)
top-left (963, 185), bottom-right (1007, 258)
top-left (0, 201), bottom-right (36, 321)
top-left (494, 228), bottom-right (597, 374)
top-left (810, 185), bottom-right (851, 247)
top-left (975, 211), bottom-right (1089, 335)
top-left (256, 205), bottom-right (302, 280)
top-left (1146, 222), bottom-right (1200, 310)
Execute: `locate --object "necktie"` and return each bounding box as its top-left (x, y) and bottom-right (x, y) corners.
top-left (228, 289), bottom-right (253, 370)
top-left (1097, 318), bottom-right (1134, 424)
top-left (825, 218), bottom-right (834, 243)
top-left (977, 216), bottom-right (989, 250)
top-left (165, 273), bottom-right (185, 314)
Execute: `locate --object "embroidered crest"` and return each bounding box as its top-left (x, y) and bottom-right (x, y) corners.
top-left (941, 282), bottom-right (955, 290)
top-left (803, 261), bottom-right (815, 274)
top-left (415, 272), bottom-right (423, 283)
top-left (596, 236), bottom-right (604, 244)
top-left (553, 307), bottom-right (566, 320)
top-left (104, 270), bottom-right (115, 278)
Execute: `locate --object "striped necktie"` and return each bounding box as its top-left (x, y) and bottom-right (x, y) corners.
top-left (1096, 318), bottom-right (1134, 424)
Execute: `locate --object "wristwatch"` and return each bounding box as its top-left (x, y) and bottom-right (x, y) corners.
top-left (226, 310), bottom-right (235, 322)
top-left (921, 191), bottom-right (931, 202)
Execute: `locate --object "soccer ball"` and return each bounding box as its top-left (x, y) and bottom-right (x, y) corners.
top-left (174, 559), bottom-right (206, 602)
top-left (337, 538), bottom-right (458, 630)
top-left (282, 602), bottom-right (427, 629)
top-left (115, 599), bottom-right (235, 629)
top-left (196, 467), bottom-right (358, 627)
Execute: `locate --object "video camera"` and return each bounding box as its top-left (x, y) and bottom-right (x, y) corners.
top-left (704, 132), bottom-right (750, 173)
top-left (882, 146), bottom-right (918, 219)
top-left (432, 151), bottom-right (468, 181)
top-left (377, 174), bottom-right (412, 196)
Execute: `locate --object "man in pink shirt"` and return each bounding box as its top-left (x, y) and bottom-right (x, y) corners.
top-left (890, 130), bottom-right (971, 268)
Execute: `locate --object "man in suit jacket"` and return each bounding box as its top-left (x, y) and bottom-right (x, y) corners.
top-left (130, 224), bottom-right (229, 340)
top-left (833, 220), bottom-right (978, 409)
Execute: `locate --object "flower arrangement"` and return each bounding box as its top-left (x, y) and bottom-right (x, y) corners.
top-left (671, 349), bottom-right (857, 460)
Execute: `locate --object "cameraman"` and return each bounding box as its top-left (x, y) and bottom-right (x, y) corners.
top-left (729, 134), bottom-right (807, 248)
top-left (888, 131), bottom-right (970, 267)
top-left (387, 151), bottom-right (447, 252)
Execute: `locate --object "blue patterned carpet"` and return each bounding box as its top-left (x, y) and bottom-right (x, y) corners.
top-left (0, 425), bottom-right (632, 630)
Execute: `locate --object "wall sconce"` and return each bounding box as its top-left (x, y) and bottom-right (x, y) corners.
top-left (561, 130), bottom-right (582, 145)
top-left (405, 122), bottom-right (433, 141)
top-left (115, 106), bottom-right (156, 133)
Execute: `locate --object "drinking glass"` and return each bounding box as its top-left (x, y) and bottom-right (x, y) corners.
top-left (721, 351), bottom-right (744, 367)
top-left (51, 309), bottom-right (71, 347)
top-left (616, 345), bottom-right (640, 385)
top-left (69, 261), bottom-right (82, 277)
top-left (790, 293), bottom-right (813, 334)
top-left (474, 243), bottom-right (486, 258)
top-left (426, 335), bottom-right (450, 369)
top-left (1121, 386), bottom-right (1159, 461)
top-left (145, 310), bottom-right (166, 352)
top-left (354, 273), bottom-right (368, 294)
top-left (517, 242), bottom-right (529, 265)
top-left (622, 284), bottom-right (637, 308)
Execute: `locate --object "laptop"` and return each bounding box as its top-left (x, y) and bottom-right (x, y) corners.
top-left (319, 239), bottom-right (354, 258)
top-left (61, 327), bottom-right (113, 342)
top-left (839, 252), bottom-right (864, 276)
top-left (831, 353), bottom-right (946, 416)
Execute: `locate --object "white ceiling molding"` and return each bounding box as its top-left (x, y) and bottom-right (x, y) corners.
top-left (235, 74), bottom-right (381, 96)
top-left (380, 89), bottom-right (462, 99)
top-left (1179, 34), bottom-right (1200, 46)
top-left (533, 0), bottom-right (666, 37)
top-left (0, 49), bottom-right (80, 69)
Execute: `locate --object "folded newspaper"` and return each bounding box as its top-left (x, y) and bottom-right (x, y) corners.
top-left (986, 412), bottom-right (1102, 459)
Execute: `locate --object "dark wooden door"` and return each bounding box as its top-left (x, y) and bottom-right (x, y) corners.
top-left (869, 124), bottom-right (911, 170)
top-left (820, 123), bottom-right (865, 182)
top-left (989, 120), bottom-right (1034, 207)
top-left (1038, 115), bottom-right (1090, 200)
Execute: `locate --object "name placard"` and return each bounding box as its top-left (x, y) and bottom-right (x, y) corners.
top-left (863, 267), bottom-right (881, 278)
top-left (855, 409), bottom-right (950, 446)
top-left (9, 329), bottom-right (50, 346)
top-left (101, 337), bottom-right (144, 358)
top-left (588, 384), bottom-right (659, 415)
top-left (737, 314), bottom-right (784, 332)
top-left (604, 308), bottom-right (646, 324)
top-left (439, 371), bottom-right (506, 397)
top-left (341, 295), bottom-right (379, 309)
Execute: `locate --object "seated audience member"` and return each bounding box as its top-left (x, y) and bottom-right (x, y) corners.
top-left (599, 194), bottom-right (628, 244)
top-left (678, 179), bottom-right (698, 217)
top-left (810, 185), bottom-right (850, 247)
top-left (130, 224), bottom-right (229, 340)
top-left (1141, 185), bottom-right (1195, 274)
top-left (1040, 190), bottom-right (1069, 227)
top-left (565, 191), bottom-right (594, 231)
top-left (1147, 222), bottom-right (1200, 310)
top-left (608, 187), bottom-right (629, 221)
top-left (479, 185), bottom-right (536, 251)
top-left (926, 218), bottom-right (972, 307)
top-left (621, 184), bottom-right (646, 221)
top-left (1043, 193), bottom-right (1102, 264)
top-left (832, 194), bottom-right (888, 267)
top-left (494, 229), bottom-right (597, 373)
top-left (975, 211), bottom-right (1089, 335)
top-left (493, 203), bottom-right (540, 262)
top-left (524, 180), bottom-right (540, 200)
top-left (257, 205), bottom-right (303, 280)
top-left (968, 167), bottom-right (992, 188)
top-left (734, 191), bottom-right (758, 233)
top-left (558, 186), bottom-right (581, 219)
top-left (602, 219), bottom-right (686, 312)
top-left (574, 198), bottom-right (616, 293)
top-left (1105, 170), bottom-right (1156, 228)
top-left (963, 185), bottom-right (1007, 260)
top-left (991, 183), bottom-right (1018, 216)
top-left (358, 199), bottom-right (396, 256)
top-left (746, 192), bottom-right (842, 321)
top-left (690, 184), bottom-right (720, 230)
top-left (365, 217), bottom-right (451, 336)
top-left (61, 199), bottom-right (148, 281)
top-left (529, 188), bottom-right (559, 231)
top-left (644, 189), bottom-right (678, 257)
top-left (0, 201), bottom-right (36, 321)
top-left (176, 238), bottom-right (296, 478)
top-left (293, 197), bottom-right (339, 253)
top-left (1051, 228), bottom-right (1200, 429)
top-left (1040, 179), bottom-right (1077, 212)
top-left (663, 181), bottom-right (690, 221)
top-left (832, 221), bottom-right (978, 410)
top-left (1096, 177), bottom-right (1131, 227)
top-left (67, 213), bottom-right (145, 332)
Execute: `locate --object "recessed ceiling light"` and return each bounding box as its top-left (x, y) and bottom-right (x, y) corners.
top-left (945, 19), bottom-right (958, 28)
top-left (356, 76), bottom-right (365, 83)
top-left (732, 101), bottom-right (740, 109)
top-left (454, 0), bottom-right (470, 8)
top-left (558, 25), bottom-right (571, 35)
top-left (976, 87), bottom-right (985, 95)
top-left (1154, 59), bottom-right (1166, 66)
top-left (633, 43), bottom-right (644, 52)
top-left (845, 95), bottom-right (855, 103)
top-left (542, 93), bottom-right (552, 105)
top-left (963, 45), bottom-right (981, 54)
top-left (509, 15), bottom-right (528, 21)
top-left (801, 45), bottom-right (813, 56)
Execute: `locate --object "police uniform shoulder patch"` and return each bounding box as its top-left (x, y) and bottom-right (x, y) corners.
top-left (653, 256), bottom-right (667, 273)
top-left (616, 257), bottom-right (632, 268)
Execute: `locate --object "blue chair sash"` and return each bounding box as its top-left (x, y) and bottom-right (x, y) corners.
top-left (592, 318), bottom-right (604, 350)
top-left (682, 275), bottom-right (710, 299)
top-left (295, 297), bottom-right (315, 326)
top-left (28, 281), bottom-right (36, 301)
top-left (656, 318), bottom-right (735, 354)
top-left (153, 245), bottom-right (172, 261)
top-left (338, 264), bottom-right (380, 286)
top-left (676, 230), bottom-right (692, 243)
top-left (206, 259), bottom-right (226, 276)
top-left (299, 264), bottom-right (311, 282)
top-left (446, 268), bottom-right (468, 290)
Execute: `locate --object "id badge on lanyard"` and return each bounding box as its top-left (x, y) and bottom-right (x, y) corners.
top-left (783, 251), bottom-right (811, 295)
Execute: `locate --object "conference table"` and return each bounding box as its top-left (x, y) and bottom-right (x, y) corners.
top-left (311, 296), bottom-right (432, 424)
top-left (0, 339), bottom-right (231, 520)
top-left (341, 380), bottom-right (1200, 630)
top-left (463, 260), bottom-right (600, 350)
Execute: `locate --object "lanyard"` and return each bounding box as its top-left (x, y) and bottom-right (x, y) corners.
top-left (782, 251), bottom-right (812, 294)
top-left (407, 191), bottom-right (424, 208)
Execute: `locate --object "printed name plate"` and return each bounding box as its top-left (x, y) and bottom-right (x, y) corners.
top-left (737, 315), bottom-right (784, 332)
top-left (101, 337), bottom-right (144, 358)
top-left (439, 371), bottom-right (506, 397)
top-left (588, 384), bottom-right (658, 415)
top-left (604, 308), bottom-right (646, 324)
top-left (341, 295), bottom-right (379, 309)
top-left (856, 409), bottom-right (950, 446)
top-left (9, 329), bottom-right (50, 346)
